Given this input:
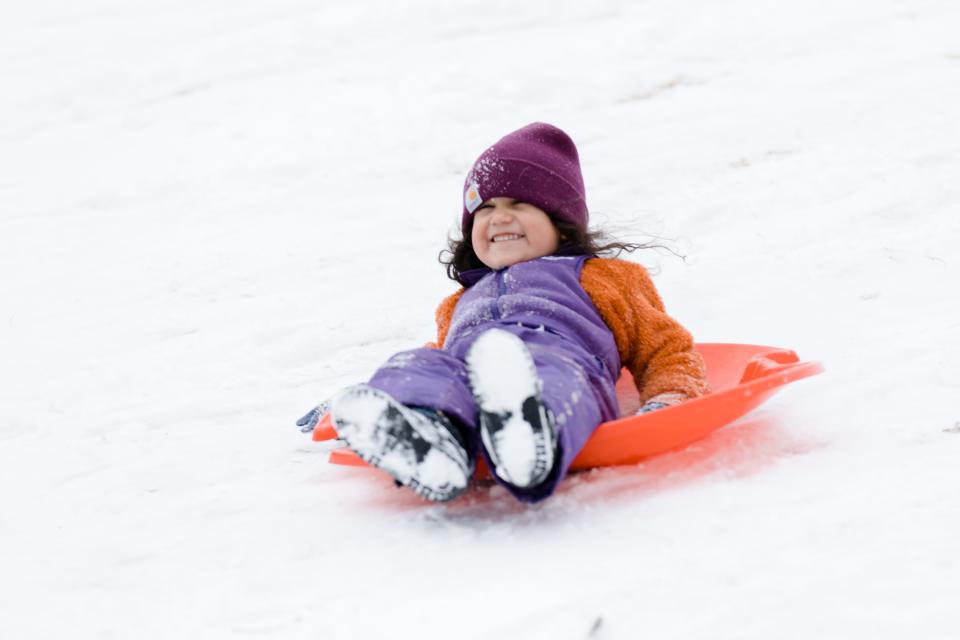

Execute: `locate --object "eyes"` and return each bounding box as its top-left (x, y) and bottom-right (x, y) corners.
top-left (475, 199), bottom-right (529, 214)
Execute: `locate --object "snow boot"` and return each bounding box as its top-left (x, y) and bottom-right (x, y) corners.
top-left (466, 329), bottom-right (557, 489)
top-left (330, 385), bottom-right (473, 502)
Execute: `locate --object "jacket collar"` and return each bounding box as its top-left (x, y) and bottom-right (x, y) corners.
top-left (458, 249), bottom-right (590, 287)
top-left (459, 267), bottom-right (493, 287)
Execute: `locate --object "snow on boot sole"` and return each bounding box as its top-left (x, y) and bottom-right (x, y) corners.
top-left (466, 329), bottom-right (556, 488)
top-left (330, 385), bottom-right (471, 502)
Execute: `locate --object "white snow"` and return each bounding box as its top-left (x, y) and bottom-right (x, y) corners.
top-left (2, 0), bottom-right (959, 638)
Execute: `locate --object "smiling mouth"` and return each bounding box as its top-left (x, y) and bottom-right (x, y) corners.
top-left (491, 233), bottom-right (524, 243)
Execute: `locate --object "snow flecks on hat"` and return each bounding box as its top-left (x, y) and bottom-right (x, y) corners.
top-left (460, 123), bottom-right (588, 233)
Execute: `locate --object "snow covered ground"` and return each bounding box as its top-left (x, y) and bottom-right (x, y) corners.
top-left (2, 0), bottom-right (958, 637)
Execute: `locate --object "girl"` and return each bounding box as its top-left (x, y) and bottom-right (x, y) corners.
top-left (306, 123), bottom-right (709, 503)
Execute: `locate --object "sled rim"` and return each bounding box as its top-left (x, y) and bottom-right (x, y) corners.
top-left (570, 358), bottom-right (824, 468)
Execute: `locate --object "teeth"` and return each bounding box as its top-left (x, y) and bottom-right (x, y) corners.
top-left (492, 234), bottom-right (522, 242)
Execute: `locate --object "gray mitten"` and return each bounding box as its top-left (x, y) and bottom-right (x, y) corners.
top-left (295, 398), bottom-right (332, 433)
top-left (634, 392), bottom-right (688, 416)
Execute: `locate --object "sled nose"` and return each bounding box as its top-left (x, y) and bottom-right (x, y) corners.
top-left (312, 412), bottom-right (337, 441)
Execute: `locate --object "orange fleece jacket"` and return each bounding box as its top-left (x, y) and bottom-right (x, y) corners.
top-left (433, 257), bottom-right (710, 405)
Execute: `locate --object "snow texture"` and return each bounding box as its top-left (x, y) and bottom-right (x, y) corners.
top-left (2, 0), bottom-right (959, 638)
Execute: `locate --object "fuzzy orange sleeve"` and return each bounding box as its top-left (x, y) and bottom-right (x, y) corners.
top-left (432, 289), bottom-right (465, 348)
top-left (580, 258), bottom-right (710, 403)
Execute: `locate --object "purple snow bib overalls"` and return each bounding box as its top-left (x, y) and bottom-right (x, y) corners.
top-left (368, 255), bottom-right (621, 502)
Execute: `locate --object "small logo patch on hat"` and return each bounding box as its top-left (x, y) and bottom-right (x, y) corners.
top-left (465, 182), bottom-right (483, 214)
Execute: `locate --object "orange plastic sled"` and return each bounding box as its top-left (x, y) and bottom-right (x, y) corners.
top-left (313, 343), bottom-right (823, 472)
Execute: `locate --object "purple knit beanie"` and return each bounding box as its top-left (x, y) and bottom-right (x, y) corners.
top-left (461, 122), bottom-right (588, 234)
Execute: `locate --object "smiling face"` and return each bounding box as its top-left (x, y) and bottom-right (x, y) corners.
top-left (470, 197), bottom-right (561, 269)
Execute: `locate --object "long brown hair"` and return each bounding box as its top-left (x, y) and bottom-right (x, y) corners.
top-left (439, 215), bottom-right (666, 285)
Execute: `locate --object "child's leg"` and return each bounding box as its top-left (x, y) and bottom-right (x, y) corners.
top-left (328, 347), bottom-right (482, 502)
top-left (366, 347), bottom-right (480, 457)
top-left (465, 328), bottom-right (619, 503)
top-left (523, 340), bottom-right (619, 500)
